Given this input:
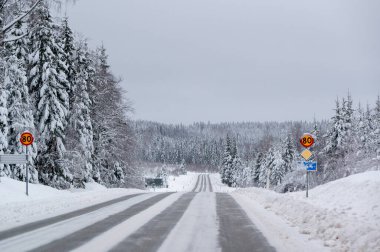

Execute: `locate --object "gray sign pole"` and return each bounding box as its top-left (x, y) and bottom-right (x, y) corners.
top-left (26, 146), bottom-right (29, 196)
top-left (306, 170), bottom-right (309, 198)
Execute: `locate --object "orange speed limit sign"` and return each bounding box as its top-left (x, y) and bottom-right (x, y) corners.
top-left (20, 132), bottom-right (34, 146)
top-left (300, 133), bottom-right (314, 148)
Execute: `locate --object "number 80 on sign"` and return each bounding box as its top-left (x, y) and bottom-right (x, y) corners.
top-left (300, 133), bottom-right (314, 148)
top-left (20, 132), bottom-right (34, 146)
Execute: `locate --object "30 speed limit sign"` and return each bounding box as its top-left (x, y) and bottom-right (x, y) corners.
top-left (20, 132), bottom-right (34, 146)
top-left (300, 133), bottom-right (314, 148)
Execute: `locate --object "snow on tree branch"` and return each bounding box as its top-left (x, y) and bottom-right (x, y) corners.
top-left (2, 0), bottom-right (42, 34)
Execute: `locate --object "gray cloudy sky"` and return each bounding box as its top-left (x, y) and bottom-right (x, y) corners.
top-left (64, 0), bottom-right (380, 124)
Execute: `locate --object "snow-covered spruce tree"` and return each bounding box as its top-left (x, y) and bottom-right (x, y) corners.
top-left (221, 135), bottom-right (233, 186)
top-left (63, 38), bottom-right (94, 187)
top-left (263, 147), bottom-right (275, 189)
top-left (89, 45), bottom-right (135, 187)
top-left (5, 19), bottom-right (29, 65)
top-left (5, 55), bottom-right (37, 182)
top-left (323, 99), bottom-right (347, 181)
top-left (0, 86), bottom-right (8, 178)
top-left (270, 147), bottom-right (285, 186)
top-left (373, 96), bottom-right (380, 158)
top-left (355, 103), bottom-right (373, 157)
top-left (58, 17), bottom-right (75, 104)
top-left (27, 3), bottom-right (71, 189)
top-left (341, 93), bottom-right (355, 158)
top-left (231, 149), bottom-right (243, 187)
top-left (281, 135), bottom-right (295, 174)
top-left (252, 152), bottom-right (263, 186)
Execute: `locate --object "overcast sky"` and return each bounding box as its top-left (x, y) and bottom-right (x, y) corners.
top-left (63, 0), bottom-right (380, 124)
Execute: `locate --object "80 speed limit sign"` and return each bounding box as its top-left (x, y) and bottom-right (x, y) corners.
top-left (20, 132), bottom-right (34, 146)
top-left (300, 133), bottom-right (314, 148)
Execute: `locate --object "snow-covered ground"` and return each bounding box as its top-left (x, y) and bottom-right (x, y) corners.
top-left (148, 172), bottom-right (199, 192)
top-left (233, 171), bottom-right (380, 252)
top-left (0, 177), bottom-right (144, 231)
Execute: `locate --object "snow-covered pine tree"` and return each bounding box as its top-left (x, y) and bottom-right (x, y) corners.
top-left (5, 19), bottom-right (29, 65)
top-left (64, 39), bottom-right (94, 186)
top-left (281, 135), bottom-right (295, 174)
top-left (221, 135), bottom-right (233, 186)
top-left (373, 96), bottom-right (380, 158)
top-left (270, 147), bottom-right (285, 186)
top-left (355, 103), bottom-right (373, 156)
top-left (27, 3), bottom-right (71, 189)
top-left (89, 45), bottom-right (135, 187)
top-left (5, 55), bottom-right (37, 182)
top-left (323, 99), bottom-right (347, 181)
top-left (231, 150), bottom-right (243, 187)
top-left (341, 93), bottom-right (355, 157)
top-left (58, 17), bottom-right (75, 105)
top-left (0, 85), bottom-right (8, 178)
top-left (252, 152), bottom-right (263, 186)
top-left (260, 148), bottom-right (275, 189)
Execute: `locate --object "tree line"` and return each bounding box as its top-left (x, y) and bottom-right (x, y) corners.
top-left (220, 93), bottom-right (380, 191)
top-left (0, 0), bottom-right (136, 189)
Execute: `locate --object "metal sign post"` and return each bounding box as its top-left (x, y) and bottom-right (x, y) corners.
top-left (26, 146), bottom-right (29, 196)
top-left (306, 171), bottom-right (309, 198)
top-left (20, 131), bottom-right (34, 196)
top-left (299, 133), bottom-right (316, 198)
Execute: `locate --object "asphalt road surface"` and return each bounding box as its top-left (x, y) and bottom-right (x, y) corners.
top-left (0, 174), bottom-right (275, 252)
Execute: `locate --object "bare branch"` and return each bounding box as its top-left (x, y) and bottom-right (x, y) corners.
top-left (2, 0), bottom-right (42, 34)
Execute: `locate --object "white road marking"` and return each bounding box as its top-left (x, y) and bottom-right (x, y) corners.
top-left (73, 193), bottom-right (184, 252)
top-left (158, 192), bottom-right (219, 252)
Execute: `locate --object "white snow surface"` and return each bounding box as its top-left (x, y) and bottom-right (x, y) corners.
top-left (0, 177), bottom-right (144, 230)
top-left (233, 171), bottom-right (380, 252)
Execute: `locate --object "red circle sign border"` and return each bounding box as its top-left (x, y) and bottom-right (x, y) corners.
top-left (300, 134), bottom-right (315, 148)
top-left (20, 132), bottom-right (34, 146)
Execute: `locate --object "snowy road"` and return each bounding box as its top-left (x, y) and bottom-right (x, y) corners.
top-left (0, 174), bottom-right (275, 252)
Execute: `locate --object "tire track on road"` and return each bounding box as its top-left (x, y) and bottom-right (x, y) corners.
top-left (198, 175), bottom-right (203, 192)
top-left (29, 193), bottom-right (173, 252)
top-left (110, 193), bottom-right (196, 252)
top-left (191, 174), bottom-right (201, 192)
top-left (216, 193), bottom-right (275, 252)
top-left (0, 193), bottom-right (143, 241)
top-left (207, 174), bottom-right (213, 192)
top-left (202, 174), bottom-right (207, 192)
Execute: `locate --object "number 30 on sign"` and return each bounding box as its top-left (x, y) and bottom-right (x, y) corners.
top-left (20, 132), bottom-right (34, 146)
top-left (300, 133), bottom-right (314, 148)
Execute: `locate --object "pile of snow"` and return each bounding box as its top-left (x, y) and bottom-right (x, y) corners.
top-left (148, 172), bottom-right (199, 192)
top-left (233, 171), bottom-right (380, 252)
top-left (0, 177), bottom-right (144, 230)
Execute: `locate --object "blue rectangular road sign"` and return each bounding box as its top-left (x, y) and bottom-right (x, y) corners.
top-left (303, 161), bottom-right (317, 171)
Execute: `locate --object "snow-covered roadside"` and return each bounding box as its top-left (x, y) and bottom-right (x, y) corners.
top-left (232, 171), bottom-right (380, 252)
top-left (0, 177), bottom-right (144, 230)
top-left (148, 172), bottom-right (199, 192)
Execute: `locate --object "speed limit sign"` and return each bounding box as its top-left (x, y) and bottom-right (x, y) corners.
top-left (300, 133), bottom-right (314, 148)
top-left (20, 132), bottom-right (34, 146)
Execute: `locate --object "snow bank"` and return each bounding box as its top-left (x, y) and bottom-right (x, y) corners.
top-left (0, 177), bottom-right (144, 230)
top-left (233, 171), bottom-right (380, 252)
